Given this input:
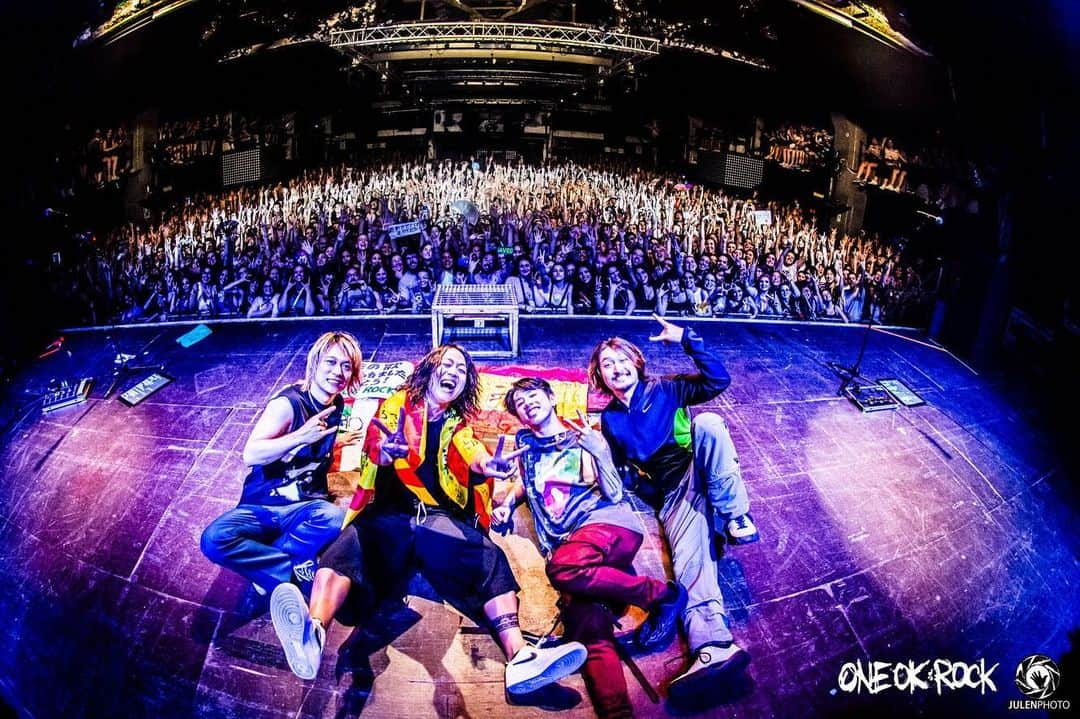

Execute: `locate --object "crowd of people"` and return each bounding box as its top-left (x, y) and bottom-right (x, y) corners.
top-left (54, 110), bottom-right (295, 202)
top-left (763, 122), bottom-right (834, 170)
top-left (47, 157), bottom-right (936, 328)
top-left (155, 111), bottom-right (295, 166)
top-left (854, 132), bottom-right (979, 210)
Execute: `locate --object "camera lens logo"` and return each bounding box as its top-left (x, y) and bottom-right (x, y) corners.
top-left (1014, 655), bottom-right (1060, 700)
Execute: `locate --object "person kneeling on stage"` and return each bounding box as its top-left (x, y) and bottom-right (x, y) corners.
top-left (497, 377), bottom-right (688, 718)
top-left (588, 315), bottom-right (757, 701)
top-left (268, 344), bottom-right (588, 696)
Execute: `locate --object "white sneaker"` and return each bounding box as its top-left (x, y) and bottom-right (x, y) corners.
top-left (505, 641), bottom-right (588, 695)
top-left (725, 514), bottom-right (760, 544)
top-left (669, 643), bottom-right (750, 702)
top-left (270, 583), bottom-right (325, 680)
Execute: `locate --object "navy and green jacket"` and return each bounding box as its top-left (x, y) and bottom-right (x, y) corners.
top-left (599, 327), bottom-right (730, 505)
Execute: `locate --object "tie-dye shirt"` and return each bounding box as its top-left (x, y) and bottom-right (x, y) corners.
top-left (515, 427), bottom-right (634, 555)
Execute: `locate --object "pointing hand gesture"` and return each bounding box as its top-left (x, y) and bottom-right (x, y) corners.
top-left (371, 407), bottom-right (409, 460)
top-left (649, 313), bottom-right (685, 344)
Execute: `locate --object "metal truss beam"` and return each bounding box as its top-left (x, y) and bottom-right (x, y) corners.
top-left (330, 22), bottom-right (660, 57)
top-left (402, 68), bottom-right (589, 86)
top-left (368, 48), bottom-right (611, 66)
top-left (499, 0), bottom-right (552, 20)
top-left (88, 0), bottom-right (197, 46)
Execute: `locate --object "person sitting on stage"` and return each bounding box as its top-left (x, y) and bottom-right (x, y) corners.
top-left (497, 377), bottom-right (687, 719)
top-left (268, 344), bottom-right (588, 695)
top-left (200, 331), bottom-right (363, 597)
top-left (588, 315), bottom-right (756, 701)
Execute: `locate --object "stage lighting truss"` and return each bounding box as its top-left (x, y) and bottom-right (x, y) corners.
top-left (330, 22), bottom-right (661, 68)
top-left (660, 39), bottom-right (772, 71)
top-left (402, 67), bottom-right (590, 92)
top-left (424, 96), bottom-right (562, 106)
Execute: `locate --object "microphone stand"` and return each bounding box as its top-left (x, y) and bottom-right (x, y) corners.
top-left (828, 316), bottom-right (874, 397)
top-left (103, 335), bottom-right (163, 399)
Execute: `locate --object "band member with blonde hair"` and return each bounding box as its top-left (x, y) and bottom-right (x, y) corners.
top-left (201, 331), bottom-right (364, 597)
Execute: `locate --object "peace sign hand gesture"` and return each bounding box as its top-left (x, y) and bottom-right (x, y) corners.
top-left (481, 436), bottom-right (528, 479)
top-left (370, 408), bottom-right (409, 461)
top-left (649, 313), bottom-right (685, 344)
top-left (564, 410), bottom-right (608, 459)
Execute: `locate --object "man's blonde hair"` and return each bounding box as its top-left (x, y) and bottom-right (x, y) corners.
top-left (302, 331), bottom-right (363, 395)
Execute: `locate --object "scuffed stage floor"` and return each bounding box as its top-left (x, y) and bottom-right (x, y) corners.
top-left (0, 316), bottom-right (1075, 718)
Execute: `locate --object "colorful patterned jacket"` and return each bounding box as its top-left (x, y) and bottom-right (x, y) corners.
top-left (344, 389), bottom-right (494, 529)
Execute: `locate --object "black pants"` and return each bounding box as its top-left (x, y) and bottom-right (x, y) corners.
top-left (320, 507), bottom-right (520, 627)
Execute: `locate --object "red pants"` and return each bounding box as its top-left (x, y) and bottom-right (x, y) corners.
top-left (547, 523), bottom-right (668, 719)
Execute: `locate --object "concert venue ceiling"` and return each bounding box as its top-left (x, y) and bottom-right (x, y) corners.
top-left (6, 0), bottom-right (1074, 167)
top-left (61, 0), bottom-right (968, 117)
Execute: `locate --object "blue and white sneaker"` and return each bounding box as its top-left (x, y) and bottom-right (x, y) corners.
top-left (270, 583), bottom-right (325, 680)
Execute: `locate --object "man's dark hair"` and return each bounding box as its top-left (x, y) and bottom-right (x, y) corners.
top-left (503, 377), bottom-right (554, 420)
top-left (403, 344), bottom-right (481, 419)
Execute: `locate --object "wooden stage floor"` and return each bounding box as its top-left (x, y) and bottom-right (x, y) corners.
top-left (0, 316), bottom-right (1075, 718)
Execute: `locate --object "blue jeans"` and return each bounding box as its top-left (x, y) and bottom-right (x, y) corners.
top-left (200, 500), bottom-right (345, 591)
top-left (659, 413), bottom-right (751, 652)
